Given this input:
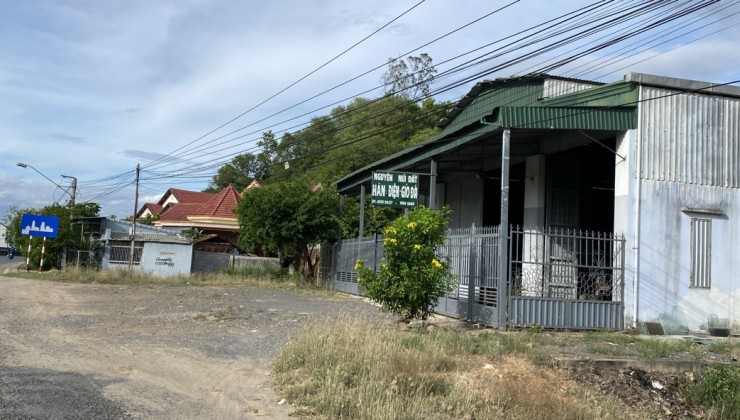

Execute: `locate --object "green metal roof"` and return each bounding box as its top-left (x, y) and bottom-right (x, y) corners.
top-left (440, 80), bottom-right (545, 135)
top-left (335, 76), bottom-right (639, 194)
top-left (492, 106), bottom-right (636, 130)
top-left (336, 123), bottom-right (499, 192)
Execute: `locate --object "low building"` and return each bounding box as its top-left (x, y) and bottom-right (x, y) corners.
top-left (74, 217), bottom-right (194, 277)
top-left (332, 72), bottom-right (740, 334)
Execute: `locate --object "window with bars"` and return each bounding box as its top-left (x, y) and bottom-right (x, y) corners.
top-left (109, 240), bottom-right (144, 265)
top-left (689, 218), bottom-right (711, 288)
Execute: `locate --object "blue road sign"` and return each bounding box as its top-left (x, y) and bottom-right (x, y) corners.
top-left (20, 214), bottom-right (60, 238)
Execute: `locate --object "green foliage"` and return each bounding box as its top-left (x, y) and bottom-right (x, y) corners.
top-left (137, 213), bottom-right (159, 226)
top-left (206, 152), bottom-right (258, 192)
top-left (356, 206), bottom-right (453, 321)
top-left (205, 131), bottom-right (277, 192)
top-left (684, 364), bottom-right (740, 418)
top-left (179, 228), bottom-right (203, 241)
top-left (69, 233), bottom-right (104, 268)
top-left (339, 194), bottom-right (403, 238)
top-left (237, 182), bottom-right (340, 279)
top-left (635, 338), bottom-right (694, 359)
top-left (261, 94), bottom-right (450, 186)
top-left (5, 202), bottom-right (101, 270)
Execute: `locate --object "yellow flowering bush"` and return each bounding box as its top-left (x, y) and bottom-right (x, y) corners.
top-left (356, 206), bottom-right (453, 321)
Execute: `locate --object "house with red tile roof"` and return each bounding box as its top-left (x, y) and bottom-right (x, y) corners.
top-left (136, 185), bottom-right (242, 252)
top-left (136, 203), bottom-right (164, 219)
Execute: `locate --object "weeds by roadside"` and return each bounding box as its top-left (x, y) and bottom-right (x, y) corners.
top-left (3, 266), bottom-right (335, 296)
top-left (684, 363), bottom-right (740, 419)
top-left (273, 320), bottom-right (633, 419)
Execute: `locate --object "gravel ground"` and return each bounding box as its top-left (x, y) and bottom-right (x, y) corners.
top-left (0, 267), bottom-right (396, 419)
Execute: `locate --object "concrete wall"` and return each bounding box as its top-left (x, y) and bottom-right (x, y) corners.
top-left (192, 251), bottom-right (231, 273)
top-left (634, 180), bottom-right (739, 332)
top-left (233, 255), bottom-right (280, 271)
top-left (139, 242), bottom-right (193, 276)
top-left (191, 251), bottom-right (280, 273)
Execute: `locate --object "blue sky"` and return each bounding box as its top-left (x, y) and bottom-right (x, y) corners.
top-left (2, 0), bottom-right (740, 219)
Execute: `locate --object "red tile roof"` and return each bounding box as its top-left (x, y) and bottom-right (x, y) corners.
top-left (158, 203), bottom-right (205, 222)
top-left (158, 188), bottom-right (215, 206)
top-left (136, 203), bottom-right (163, 218)
top-left (192, 184), bottom-right (241, 218)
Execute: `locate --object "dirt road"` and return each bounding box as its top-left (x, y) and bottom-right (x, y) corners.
top-left (0, 267), bottom-right (393, 419)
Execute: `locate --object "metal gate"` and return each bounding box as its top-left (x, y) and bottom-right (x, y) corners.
top-left (508, 226), bottom-right (625, 329)
top-left (320, 225), bottom-right (625, 330)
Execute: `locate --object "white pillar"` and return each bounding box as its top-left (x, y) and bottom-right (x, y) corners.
top-left (521, 154), bottom-right (547, 297)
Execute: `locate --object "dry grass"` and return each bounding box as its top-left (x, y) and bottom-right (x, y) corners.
top-left (5, 266), bottom-right (336, 296)
top-left (273, 319), bottom-right (636, 419)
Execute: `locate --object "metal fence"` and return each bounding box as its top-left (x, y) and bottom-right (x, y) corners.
top-left (508, 226), bottom-right (625, 329)
top-left (320, 225), bottom-right (625, 330)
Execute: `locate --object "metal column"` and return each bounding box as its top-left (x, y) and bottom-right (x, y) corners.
top-left (429, 159), bottom-right (437, 209)
top-left (359, 185), bottom-right (365, 240)
top-left (497, 129), bottom-right (510, 330)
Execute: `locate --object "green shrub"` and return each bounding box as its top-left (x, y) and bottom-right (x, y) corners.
top-left (684, 363), bottom-right (740, 419)
top-left (355, 206), bottom-right (453, 321)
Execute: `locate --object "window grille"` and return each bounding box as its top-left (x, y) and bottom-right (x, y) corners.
top-left (690, 218), bottom-right (711, 288)
top-left (109, 240), bottom-right (143, 265)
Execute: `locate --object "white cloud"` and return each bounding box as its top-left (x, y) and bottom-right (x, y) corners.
top-left (1, 0), bottom-right (739, 219)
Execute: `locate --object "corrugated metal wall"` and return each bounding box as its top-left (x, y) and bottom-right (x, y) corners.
top-left (640, 86), bottom-right (740, 188)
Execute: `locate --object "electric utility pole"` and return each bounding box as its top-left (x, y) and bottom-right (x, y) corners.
top-left (62, 175), bottom-right (77, 205)
top-left (129, 164), bottom-right (140, 270)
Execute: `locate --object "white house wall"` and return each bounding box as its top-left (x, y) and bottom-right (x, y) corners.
top-left (628, 85), bottom-right (740, 332)
top-left (636, 180), bottom-right (739, 331)
top-left (139, 242), bottom-right (193, 277)
top-left (614, 130), bottom-right (637, 327)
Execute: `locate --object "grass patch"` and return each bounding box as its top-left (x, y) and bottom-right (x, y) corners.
top-left (582, 330), bottom-right (637, 345)
top-left (684, 363), bottom-right (740, 419)
top-left (635, 338), bottom-right (694, 359)
top-left (273, 319), bottom-right (631, 419)
top-left (708, 339), bottom-right (740, 355)
top-left (4, 266), bottom-right (336, 296)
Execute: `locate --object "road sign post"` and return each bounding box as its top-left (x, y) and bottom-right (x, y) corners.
top-left (20, 214), bottom-right (59, 271)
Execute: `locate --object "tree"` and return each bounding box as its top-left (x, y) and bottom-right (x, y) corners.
top-left (355, 206), bottom-right (453, 321)
top-left (237, 182), bottom-right (340, 280)
top-left (381, 53), bottom-right (437, 100)
top-left (205, 153), bottom-right (259, 192)
top-left (339, 194), bottom-right (402, 238)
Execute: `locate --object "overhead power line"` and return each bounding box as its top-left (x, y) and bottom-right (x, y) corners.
top-left (144, 0), bottom-right (428, 170)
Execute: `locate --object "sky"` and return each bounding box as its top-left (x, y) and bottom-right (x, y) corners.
top-left (1, 0), bottom-right (740, 220)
